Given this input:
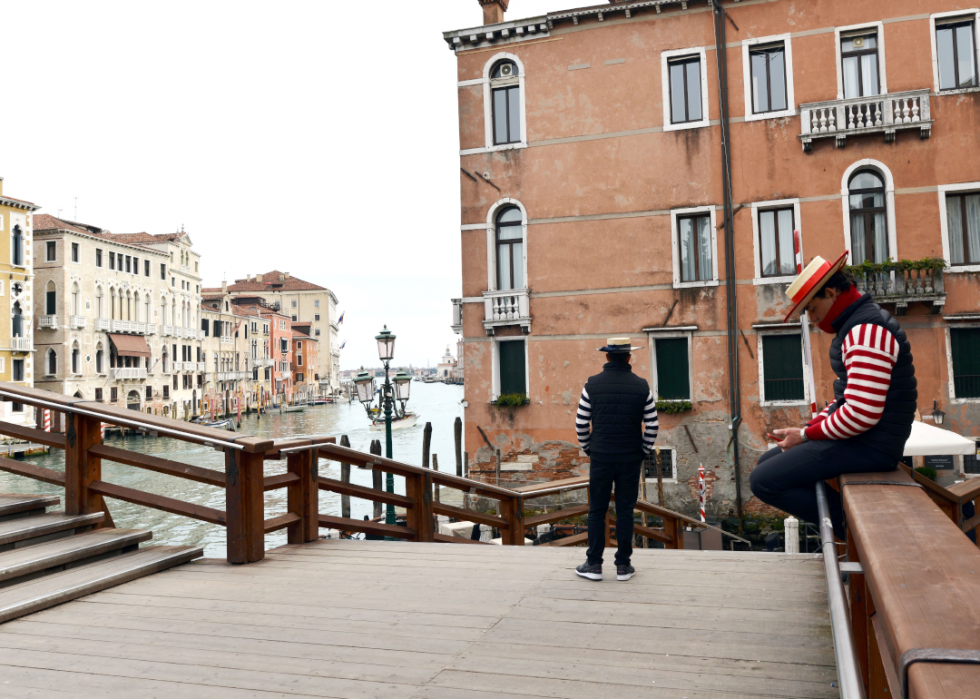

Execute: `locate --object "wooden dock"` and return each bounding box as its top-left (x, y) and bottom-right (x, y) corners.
top-left (0, 539), bottom-right (838, 699)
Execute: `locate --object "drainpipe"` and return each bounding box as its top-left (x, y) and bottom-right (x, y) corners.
top-left (712, 0), bottom-right (744, 532)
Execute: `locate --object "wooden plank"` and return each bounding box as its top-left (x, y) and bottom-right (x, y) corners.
top-left (90, 443), bottom-right (226, 487)
top-left (0, 494), bottom-right (60, 517)
top-left (286, 448), bottom-right (318, 544)
top-left (263, 472), bottom-right (299, 491)
top-left (0, 456), bottom-right (66, 487)
top-left (224, 449), bottom-right (265, 564)
top-left (432, 502), bottom-right (508, 529)
top-left (317, 514), bottom-right (415, 540)
top-left (433, 533), bottom-right (493, 545)
top-left (0, 528), bottom-right (151, 583)
top-left (516, 474), bottom-right (589, 494)
top-left (0, 512), bottom-right (104, 547)
top-left (318, 475), bottom-right (415, 508)
top-left (525, 504), bottom-right (590, 528)
top-left (0, 420), bottom-right (66, 449)
top-left (263, 513), bottom-right (300, 533)
top-left (633, 522), bottom-right (673, 545)
top-left (88, 480), bottom-right (226, 526)
top-left (540, 531), bottom-right (588, 547)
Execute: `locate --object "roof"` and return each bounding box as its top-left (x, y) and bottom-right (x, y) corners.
top-left (111, 231), bottom-right (187, 244)
top-left (33, 214), bottom-right (100, 236)
top-left (32, 215), bottom-right (177, 254)
top-left (0, 194), bottom-right (40, 211)
top-left (223, 270), bottom-right (327, 293)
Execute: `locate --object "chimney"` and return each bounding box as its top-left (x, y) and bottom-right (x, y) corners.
top-left (256, 274), bottom-right (263, 282)
top-left (222, 280), bottom-right (228, 294)
top-left (0, 177), bottom-right (4, 196)
top-left (479, 0), bottom-right (508, 25)
top-left (284, 272), bottom-right (290, 279)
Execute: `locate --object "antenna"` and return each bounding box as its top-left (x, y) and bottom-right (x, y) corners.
top-left (74, 196), bottom-right (78, 220)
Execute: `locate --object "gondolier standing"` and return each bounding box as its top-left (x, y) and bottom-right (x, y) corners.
top-left (575, 338), bottom-right (659, 582)
top-left (750, 253), bottom-right (917, 540)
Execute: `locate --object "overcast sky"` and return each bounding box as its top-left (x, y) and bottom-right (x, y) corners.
top-left (3, 0), bottom-right (571, 370)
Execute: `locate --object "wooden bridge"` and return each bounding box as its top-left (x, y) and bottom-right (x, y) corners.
top-left (0, 382), bottom-right (977, 698)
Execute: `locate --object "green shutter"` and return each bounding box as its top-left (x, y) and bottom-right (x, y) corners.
top-left (952, 328), bottom-right (980, 399)
top-left (499, 340), bottom-right (526, 396)
top-left (46, 291), bottom-right (56, 316)
top-left (762, 334), bottom-right (805, 401)
top-left (655, 338), bottom-right (690, 400)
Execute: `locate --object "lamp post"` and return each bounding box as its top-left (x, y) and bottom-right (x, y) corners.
top-left (931, 400), bottom-right (946, 427)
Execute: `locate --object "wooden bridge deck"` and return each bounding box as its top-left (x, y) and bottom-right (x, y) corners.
top-left (0, 540), bottom-right (838, 699)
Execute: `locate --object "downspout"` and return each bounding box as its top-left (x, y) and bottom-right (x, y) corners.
top-left (711, 0), bottom-right (744, 532)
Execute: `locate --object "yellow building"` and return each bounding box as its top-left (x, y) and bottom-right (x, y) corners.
top-left (0, 177), bottom-right (40, 425)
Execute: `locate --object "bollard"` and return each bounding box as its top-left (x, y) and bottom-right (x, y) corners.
top-left (340, 435), bottom-right (351, 519)
top-left (454, 417), bottom-right (463, 477)
top-left (432, 454), bottom-right (440, 503)
top-left (784, 516), bottom-right (799, 554)
top-left (422, 422), bottom-right (432, 469)
top-left (370, 439), bottom-right (383, 519)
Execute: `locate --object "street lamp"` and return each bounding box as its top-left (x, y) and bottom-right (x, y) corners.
top-left (353, 371), bottom-right (376, 405)
top-left (393, 371), bottom-right (412, 402)
top-left (931, 400), bottom-right (946, 427)
top-left (376, 326), bottom-right (396, 363)
top-left (371, 326), bottom-right (409, 534)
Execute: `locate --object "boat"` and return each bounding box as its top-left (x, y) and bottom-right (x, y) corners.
top-left (369, 413), bottom-right (419, 431)
top-left (283, 405), bottom-right (306, 413)
top-left (309, 399), bottom-right (328, 406)
top-left (190, 417), bottom-right (236, 431)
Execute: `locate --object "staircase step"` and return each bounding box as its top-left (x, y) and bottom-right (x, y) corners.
top-left (0, 512), bottom-right (105, 551)
top-left (0, 528), bottom-right (152, 585)
top-left (0, 545), bottom-right (203, 624)
top-left (0, 494), bottom-right (61, 521)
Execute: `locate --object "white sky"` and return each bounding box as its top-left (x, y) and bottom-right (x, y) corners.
top-left (3, 0), bottom-right (573, 371)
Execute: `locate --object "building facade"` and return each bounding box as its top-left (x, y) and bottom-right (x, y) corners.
top-left (32, 215), bottom-right (205, 418)
top-left (446, 0), bottom-right (980, 515)
top-left (291, 332), bottom-right (319, 403)
top-left (0, 179), bottom-right (40, 426)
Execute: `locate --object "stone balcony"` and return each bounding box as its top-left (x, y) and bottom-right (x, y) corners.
top-left (95, 318), bottom-right (111, 331)
top-left (69, 315), bottom-right (87, 329)
top-left (799, 89), bottom-right (932, 153)
top-left (197, 362), bottom-right (207, 372)
top-left (162, 325), bottom-right (174, 337)
top-left (220, 337), bottom-right (235, 345)
top-left (451, 298), bottom-right (462, 334)
top-left (38, 316), bottom-right (57, 329)
top-left (10, 337), bottom-right (31, 352)
top-left (113, 367), bottom-right (147, 381)
top-left (854, 266), bottom-right (946, 315)
top-left (172, 361), bottom-right (183, 372)
top-left (110, 320), bottom-right (146, 334)
top-left (483, 288), bottom-right (531, 335)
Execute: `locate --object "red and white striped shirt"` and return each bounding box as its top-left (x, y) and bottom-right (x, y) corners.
top-left (805, 324), bottom-right (900, 441)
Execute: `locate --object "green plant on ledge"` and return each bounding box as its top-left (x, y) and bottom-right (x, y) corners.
top-left (655, 397), bottom-right (693, 414)
top-left (493, 393), bottom-right (530, 408)
top-left (914, 465), bottom-right (938, 482)
top-left (846, 257), bottom-right (947, 277)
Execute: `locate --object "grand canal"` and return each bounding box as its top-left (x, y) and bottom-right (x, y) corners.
top-left (0, 382), bottom-right (464, 557)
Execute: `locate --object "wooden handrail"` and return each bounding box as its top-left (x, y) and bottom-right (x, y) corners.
top-left (0, 456), bottom-right (66, 487)
top-left (264, 513), bottom-right (301, 533)
top-left (90, 444), bottom-right (226, 488)
top-left (317, 476), bottom-right (415, 508)
top-left (318, 514), bottom-right (415, 540)
top-left (88, 480), bottom-right (226, 526)
top-left (264, 472), bottom-right (301, 491)
top-left (0, 420), bottom-right (66, 450)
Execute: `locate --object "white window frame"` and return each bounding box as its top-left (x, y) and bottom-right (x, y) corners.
top-left (945, 323), bottom-right (980, 403)
top-left (841, 159), bottom-right (898, 265)
top-left (741, 34), bottom-right (796, 122)
top-left (45, 240), bottom-right (57, 262)
top-left (930, 10), bottom-right (980, 95)
top-left (490, 336), bottom-right (529, 402)
top-left (670, 206), bottom-right (719, 289)
top-left (757, 327), bottom-right (810, 407)
top-left (938, 181), bottom-right (980, 272)
top-left (835, 22), bottom-right (888, 100)
top-left (644, 445), bottom-right (678, 483)
top-left (71, 241), bottom-right (80, 264)
top-left (751, 198), bottom-right (802, 284)
top-left (486, 198), bottom-right (529, 292)
top-left (646, 327), bottom-right (696, 403)
top-left (661, 47), bottom-right (710, 132)
top-left (472, 52), bottom-right (528, 154)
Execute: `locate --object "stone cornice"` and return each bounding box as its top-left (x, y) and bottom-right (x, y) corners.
top-left (0, 196), bottom-right (40, 212)
top-left (34, 228), bottom-right (171, 257)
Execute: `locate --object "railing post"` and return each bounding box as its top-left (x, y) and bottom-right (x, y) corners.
top-left (405, 471), bottom-right (434, 542)
top-left (664, 514), bottom-right (680, 549)
top-left (287, 446), bottom-right (319, 545)
top-left (226, 448), bottom-right (265, 563)
top-left (501, 494), bottom-right (525, 545)
top-left (64, 413), bottom-right (102, 518)
top-left (847, 529), bottom-right (871, 697)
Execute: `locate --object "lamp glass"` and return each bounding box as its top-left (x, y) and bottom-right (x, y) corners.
top-left (353, 371), bottom-right (375, 404)
top-left (375, 326), bottom-right (396, 362)
top-left (393, 371), bottom-right (412, 401)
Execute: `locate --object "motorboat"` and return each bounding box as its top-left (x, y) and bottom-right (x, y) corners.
top-left (190, 417), bottom-right (236, 431)
top-left (369, 413), bottom-right (419, 431)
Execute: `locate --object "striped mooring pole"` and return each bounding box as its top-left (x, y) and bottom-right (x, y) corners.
top-left (698, 463), bottom-right (706, 523)
top-left (43, 409), bottom-right (51, 432)
top-left (100, 422), bottom-right (106, 442)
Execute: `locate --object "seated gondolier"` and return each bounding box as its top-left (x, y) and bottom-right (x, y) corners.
top-left (575, 338), bottom-right (658, 582)
top-left (750, 253), bottom-right (917, 540)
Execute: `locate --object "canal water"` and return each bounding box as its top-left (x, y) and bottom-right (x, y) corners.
top-left (0, 382), bottom-right (465, 557)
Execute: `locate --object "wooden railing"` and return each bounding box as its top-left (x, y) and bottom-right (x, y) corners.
top-left (0, 380), bottom-right (737, 564)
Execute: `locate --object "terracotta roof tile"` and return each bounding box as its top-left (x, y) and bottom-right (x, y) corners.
top-left (223, 270), bottom-right (327, 292)
top-left (33, 214), bottom-right (100, 236)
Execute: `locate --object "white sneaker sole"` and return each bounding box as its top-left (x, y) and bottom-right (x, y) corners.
top-left (575, 570), bottom-right (602, 581)
top-left (617, 572), bottom-right (635, 581)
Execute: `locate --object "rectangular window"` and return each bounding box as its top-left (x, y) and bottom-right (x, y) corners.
top-left (297, 355), bottom-right (303, 366)
top-left (315, 328), bottom-right (321, 336)
top-left (643, 448), bottom-right (676, 481)
top-left (291, 300), bottom-right (297, 308)
top-left (171, 277), bottom-right (175, 287)
top-left (133, 257), bottom-right (139, 274)
top-left (46, 288), bottom-right (56, 315)
top-left (109, 251), bottom-right (115, 269)
top-left (654, 337), bottom-right (690, 401)
top-left (937, 19), bottom-right (977, 91)
top-left (111, 387), bottom-right (119, 403)
top-left (46, 241), bottom-right (56, 261)
top-left (498, 340), bottom-right (526, 396)
top-left (95, 387), bottom-right (103, 402)
top-left (964, 442), bottom-right (980, 474)
top-left (314, 300), bottom-right (320, 308)
top-left (146, 386), bottom-right (153, 400)
top-left (669, 56), bottom-right (703, 124)
top-left (71, 242), bottom-right (79, 262)
top-left (12, 359), bottom-right (24, 382)
top-left (125, 255), bottom-right (131, 273)
top-left (951, 328), bottom-right (980, 398)
top-left (759, 207), bottom-right (796, 277)
top-left (677, 213), bottom-right (712, 283)
top-left (945, 193), bottom-right (980, 266)
top-left (160, 263), bottom-right (166, 280)
top-left (841, 31), bottom-right (880, 98)
top-left (291, 315), bottom-right (297, 322)
top-left (163, 385), bottom-right (169, 399)
top-left (492, 85), bottom-right (521, 145)
top-left (762, 334), bottom-right (805, 402)
top-left (96, 249), bottom-right (103, 267)
top-left (750, 44), bottom-right (787, 114)
top-left (314, 314), bottom-right (320, 321)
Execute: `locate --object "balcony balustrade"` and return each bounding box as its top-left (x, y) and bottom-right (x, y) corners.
top-left (10, 337), bottom-right (31, 352)
top-left (197, 362), bottom-right (207, 372)
top-left (38, 316), bottom-right (58, 329)
top-left (162, 325), bottom-right (174, 337)
top-left (482, 288), bottom-right (531, 335)
top-left (173, 361), bottom-right (183, 372)
top-left (95, 318), bottom-right (111, 331)
top-left (451, 298), bottom-right (463, 334)
top-left (69, 315), bottom-right (87, 329)
top-left (800, 89), bottom-right (932, 152)
top-left (146, 323), bottom-right (157, 334)
top-left (113, 367), bottom-right (147, 381)
top-left (853, 265), bottom-right (946, 315)
top-left (220, 336), bottom-right (235, 345)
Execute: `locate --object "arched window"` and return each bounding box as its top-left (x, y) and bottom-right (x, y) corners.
top-left (12, 225), bottom-right (23, 267)
top-left (495, 207), bottom-right (524, 290)
top-left (71, 342), bottom-right (80, 374)
top-left (490, 60), bottom-right (521, 146)
top-left (162, 350), bottom-right (169, 373)
top-left (110, 289), bottom-right (117, 319)
top-left (95, 343), bottom-right (104, 374)
top-left (145, 296), bottom-right (151, 324)
top-left (848, 170), bottom-right (888, 263)
top-left (134, 292), bottom-right (141, 322)
top-left (161, 298), bottom-right (168, 325)
top-left (45, 281), bottom-right (56, 316)
top-left (11, 302), bottom-right (23, 338)
top-left (96, 287), bottom-right (103, 319)
top-left (71, 283), bottom-right (80, 316)
top-left (46, 348), bottom-right (57, 376)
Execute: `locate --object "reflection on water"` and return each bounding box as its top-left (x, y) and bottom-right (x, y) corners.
top-left (0, 383), bottom-right (465, 557)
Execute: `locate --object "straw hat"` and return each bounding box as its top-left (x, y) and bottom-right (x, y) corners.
top-left (783, 252), bottom-right (849, 322)
top-left (598, 337), bottom-right (644, 353)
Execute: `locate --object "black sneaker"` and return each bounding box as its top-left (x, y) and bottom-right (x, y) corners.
top-left (616, 564), bottom-right (635, 581)
top-left (575, 561), bottom-right (602, 581)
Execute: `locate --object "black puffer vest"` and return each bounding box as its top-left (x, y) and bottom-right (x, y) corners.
top-left (584, 362), bottom-right (650, 461)
top-left (828, 294), bottom-right (917, 459)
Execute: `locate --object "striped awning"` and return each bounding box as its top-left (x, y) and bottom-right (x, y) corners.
top-left (107, 333), bottom-right (151, 358)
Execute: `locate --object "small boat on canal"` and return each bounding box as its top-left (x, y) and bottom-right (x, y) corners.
top-left (369, 413), bottom-right (419, 431)
top-left (190, 416), bottom-right (236, 431)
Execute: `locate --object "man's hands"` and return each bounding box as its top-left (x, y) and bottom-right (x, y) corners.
top-left (768, 427), bottom-right (806, 451)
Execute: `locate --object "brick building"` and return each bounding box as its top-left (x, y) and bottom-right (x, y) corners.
top-left (446, 0), bottom-right (980, 518)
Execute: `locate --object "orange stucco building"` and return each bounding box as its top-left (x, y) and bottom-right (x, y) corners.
top-left (446, 0), bottom-right (980, 519)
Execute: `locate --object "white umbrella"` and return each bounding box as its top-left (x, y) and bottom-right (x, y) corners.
top-left (903, 420), bottom-right (977, 456)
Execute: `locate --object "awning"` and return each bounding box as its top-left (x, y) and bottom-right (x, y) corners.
top-left (107, 333), bottom-right (151, 358)
top-left (903, 421), bottom-right (977, 456)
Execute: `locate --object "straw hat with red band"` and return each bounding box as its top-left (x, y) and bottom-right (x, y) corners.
top-left (783, 251), bottom-right (849, 323)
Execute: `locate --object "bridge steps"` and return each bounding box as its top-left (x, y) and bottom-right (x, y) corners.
top-left (0, 494), bottom-right (201, 624)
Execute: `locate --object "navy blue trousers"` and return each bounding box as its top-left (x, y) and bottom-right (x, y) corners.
top-left (750, 440), bottom-right (898, 540)
top-left (587, 458), bottom-right (641, 566)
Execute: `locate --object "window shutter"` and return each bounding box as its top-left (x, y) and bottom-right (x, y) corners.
top-left (762, 335), bottom-right (805, 401)
top-left (655, 338), bottom-right (690, 400)
top-left (499, 341), bottom-right (526, 396)
top-left (951, 328), bottom-right (980, 398)
top-left (46, 291), bottom-right (56, 316)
